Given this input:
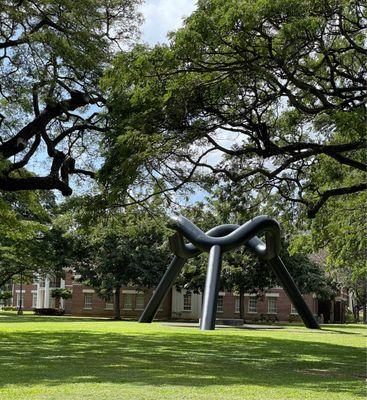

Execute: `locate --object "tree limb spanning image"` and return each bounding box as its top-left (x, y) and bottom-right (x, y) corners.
top-left (101, 0), bottom-right (366, 217)
top-left (0, 0), bottom-right (141, 195)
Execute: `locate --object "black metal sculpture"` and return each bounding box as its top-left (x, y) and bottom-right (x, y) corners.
top-left (139, 215), bottom-right (320, 330)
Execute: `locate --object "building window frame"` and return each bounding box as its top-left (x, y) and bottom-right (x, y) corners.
top-left (84, 293), bottom-right (93, 309)
top-left (267, 297), bottom-right (277, 314)
top-left (217, 295), bottom-right (224, 313)
top-left (182, 292), bottom-right (192, 311)
top-left (123, 293), bottom-right (133, 310)
top-left (248, 297), bottom-right (257, 313)
top-left (135, 293), bottom-right (145, 310)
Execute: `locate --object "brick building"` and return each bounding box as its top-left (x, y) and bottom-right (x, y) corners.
top-left (10, 271), bottom-right (349, 323)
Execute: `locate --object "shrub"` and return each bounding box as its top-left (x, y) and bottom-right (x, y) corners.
top-left (289, 314), bottom-right (302, 323)
top-left (51, 288), bottom-right (72, 300)
top-left (1, 306), bottom-right (17, 311)
top-left (34, 308), bottom-right (65, 316)
top-left (256, 314), bottom-right (279, 323)
top-left (0, 291), bottom-right (12, 300)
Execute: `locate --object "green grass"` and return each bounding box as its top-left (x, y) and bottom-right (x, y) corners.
top-left (0, 313), bottom-right (365, 400)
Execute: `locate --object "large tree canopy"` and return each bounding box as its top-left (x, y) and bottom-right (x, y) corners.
top-left (0, 0), bottom-right (141, 195)
top-left (102, 0), bottom-right (366, 217)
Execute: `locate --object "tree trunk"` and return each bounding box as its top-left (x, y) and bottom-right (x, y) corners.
top-left (353, 305), bottom-right (360, 323)
top-left (114, 284), bottom-right (121, 320)
top-left (239, 289), bottom-right (245, 322)
top-left (363, 279), bottom-right (367, 324)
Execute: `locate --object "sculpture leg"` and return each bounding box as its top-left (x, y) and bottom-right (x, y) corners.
top-left (268, 256), bottom-right (320, 329)
top-left (139, 256), bottom-right (186, 323)
top-left (200, 245), bottom-right (222, 331)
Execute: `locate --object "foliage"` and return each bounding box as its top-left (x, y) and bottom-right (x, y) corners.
top-left (51, 288), bottom-right (72, 300)
top-left (102, 0), bottom-right (366, 217)
top-left (59, 197), bottom-right (170, 318)
top-left (0, 0), bottom-right (141, 195)
top-left (0, 291), bottom-right (12, 300)
top-left (0, 189), bottom-right (65, 286)
top-left (34, 308), bottom-right (65, 316)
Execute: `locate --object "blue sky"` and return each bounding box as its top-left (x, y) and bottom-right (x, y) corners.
top-left (140, 0), bottom-right (197, 45)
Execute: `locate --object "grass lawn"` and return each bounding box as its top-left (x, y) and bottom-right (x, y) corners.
top-left (0, 313), bottom-right (365, 400)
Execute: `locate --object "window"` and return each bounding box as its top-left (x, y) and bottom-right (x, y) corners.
top-left (268, 297), bottom-right (277, 314)
top-left (183, 292), bottom-right (192, 311)
top-left (135, 293), bottom-right (145, 310)
top-left (248, 298), bottom-right (257, 313)
top-left (16, 292), bottom-right (25, 308)
top-left (235, 297), bottom-right (240, 313)
top-left (217, 295), bottom-right (224, 313)
top-left (290, 304), bottom-right (298, 315)
top-left (32, 293), bottom-right (37, 308)
top-left (123, 293), bottom-right (133, 310)
top-left (84, 293), bottom-right (93, 309)
top-left (105, 298), bottom-right (114, 310)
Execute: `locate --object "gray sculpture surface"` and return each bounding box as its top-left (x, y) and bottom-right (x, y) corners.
top-left (139, 215), bottom-right (320, 330)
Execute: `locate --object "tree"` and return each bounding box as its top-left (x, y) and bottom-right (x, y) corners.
top-left (61, 200), bottom-right (170, 319)
top-left (0, 0), bottom-right (141, 195)
top-left (51, 288), bottom-right (72, 309)
top-left (0, 189), bottom-right (65, 287)
top-left (290, 188), bottom-right (366, 322)
top-left (0, 290), bottom-right (12, 307)
top-left (101, 0), bottom-right (366, 217)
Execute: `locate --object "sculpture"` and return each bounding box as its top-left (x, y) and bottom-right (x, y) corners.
top-left (139, 215), bottom-right (320, 330)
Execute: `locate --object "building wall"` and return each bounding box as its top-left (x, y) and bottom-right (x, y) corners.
top-left (10, 272), bottom-right (347, 323)
top-left (170, 287), bottom-right (318, 322)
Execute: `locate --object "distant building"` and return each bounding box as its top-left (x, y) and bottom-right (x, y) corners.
top-left (9, 271), bottom-right (349, 323)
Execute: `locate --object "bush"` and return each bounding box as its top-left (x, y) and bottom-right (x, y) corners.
top-left (51, 288), bottom-right (72, 300)
top-left (0, 291), bottom-right (12, 300)
top-left (34, 308), bottom-right (65, 316)
top-left (289, 314), bottom-right (302, 323)
top-left (1, 306), bottom-right (17, 311)
top-left (255, 314), bottom-right (279, 323)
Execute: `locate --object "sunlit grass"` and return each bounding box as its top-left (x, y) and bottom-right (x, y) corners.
top-left (0, 313), bottom-right (365, 399)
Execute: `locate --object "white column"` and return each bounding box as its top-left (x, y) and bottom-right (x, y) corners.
top-left (36, 280), bottom-right (42, 308)
top-left (44, 277), bottom-right (50, 308)
top-left (60, 278), bottom-right (65, 309)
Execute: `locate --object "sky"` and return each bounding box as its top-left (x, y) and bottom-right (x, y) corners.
top-left (140, 0), bottom-right (197, 45)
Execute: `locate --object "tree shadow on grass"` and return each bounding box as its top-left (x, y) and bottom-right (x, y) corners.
top-left (0, 328), bottom-right (365, 397)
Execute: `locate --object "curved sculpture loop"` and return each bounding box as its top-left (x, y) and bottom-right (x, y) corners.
top-left (139, 215), bottom-right (320, 330)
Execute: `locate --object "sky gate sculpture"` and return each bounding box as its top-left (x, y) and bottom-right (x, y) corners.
top-left (139, 215), bottom-right (320, 330)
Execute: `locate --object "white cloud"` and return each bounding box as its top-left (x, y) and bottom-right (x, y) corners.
top-left (140, 0), bottom-right (197, 45)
